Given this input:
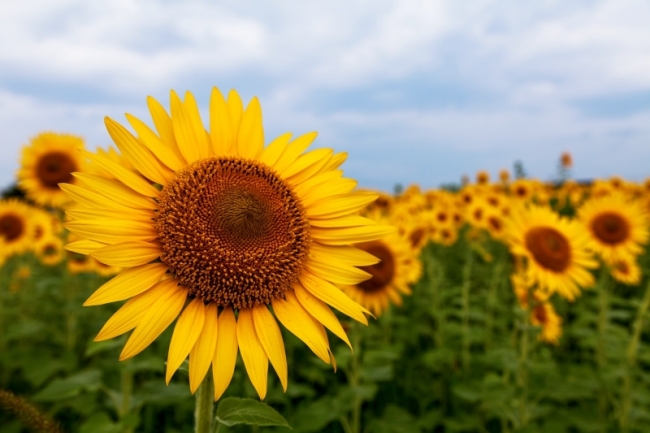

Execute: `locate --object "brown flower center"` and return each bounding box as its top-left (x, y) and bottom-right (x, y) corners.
top-left (36, 151), bottom-right (77, 189)
top-left (488, 216), bottom-right (502, 232)
top-left (156, 157), bottom-right (310, 309)
top-left (0, 213), bottom-right (24, 242)
top-left (614, 261), bottom-right (630, 275)
top-left (409, 227), bottom-right (426, 249)
top-left (43, 244), bottom-right (58, 257)
top-left (591, 212), bottom-right (629, 245)
top-left (533, 304), bottom-right (548, 324)
top-left (525, 227), bottom-right (571, 272)
top-left (356, 241), bottom-right (395, 293)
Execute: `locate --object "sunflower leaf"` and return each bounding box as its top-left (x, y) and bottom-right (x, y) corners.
top-left (215, 397), bottom-right (290, 429)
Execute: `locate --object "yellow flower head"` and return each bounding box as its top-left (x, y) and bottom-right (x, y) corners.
top-left (62, 88), bottom-right (394, 400)
top-left (507, 205), bottom-right (598, 301)
top-left (18, 132), bottom-right (86, 208)
top-left (0, 199), bottom-right (36, 257)
top-left (579, 193), bottom-right (649, 264)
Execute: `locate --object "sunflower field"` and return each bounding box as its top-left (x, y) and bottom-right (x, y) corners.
top-left (2, 88), bottom-right (650, 433)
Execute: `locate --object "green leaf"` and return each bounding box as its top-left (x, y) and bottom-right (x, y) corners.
top-left (215, 397), bottom-right (290, 428)
top-left (33, 369), bottom-right (102, 402)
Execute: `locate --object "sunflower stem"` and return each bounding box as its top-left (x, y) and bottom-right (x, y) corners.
top-left (620, 278), bottom-right (650, 430)
top-left (194, 373), bottom-right (214, 433)
top-left (461, 247), bottom-right (474, 373)
top-left (348, 321), bottom-right (363, 433)
top-left (596, 268), bottom-right (610, 428)
top-left (485, 259), bottom-right (504, 351)
top-left (517, 303), bottom-right (530, 427)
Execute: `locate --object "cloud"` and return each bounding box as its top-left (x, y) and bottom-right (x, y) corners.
top-left (1, 0), bottom-right (649, 191)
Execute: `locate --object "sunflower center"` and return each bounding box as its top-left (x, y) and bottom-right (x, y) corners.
top-left (43, 245), bottom-right (57, 257)
top-left (356, 241), bottom-right (395, 293)
top-left (524, 227), bottom-right (571, 272)
top-left (591, 212), bottom-right (629, 245)
top-left (0, 213), bottom-right (24, 242)
top-left (488, 216), bottom-right (502, 232)
top-left (409, 228), bottom-right (426, 249)
top-left (614, 261), bottom-right (630, 275)
top-left (156, 157), bottom-right (310, 309)
top-left (533, 304), bottom-right (548, 324)
top-left (36, 151), bottom-right (77, 189)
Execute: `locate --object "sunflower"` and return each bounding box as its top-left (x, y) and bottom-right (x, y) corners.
top-left (579, 193), bottom-right (649, 264)
top-left (476, 170), bottom-right (490, 185)
top-left (62, 88), bottom-right (394, 400)
top-left (484, 208), bottom-right (507, 241)
top-left (343, 227), bottom-right (421, 316)
top-left (609, 257), bottom-right (642, 286)
top-left (37, 236), bottom-right (65, 266)
top-left (499, 169), bottom-right (510, 184)
top-left (0, 199), bottom-right (36, 257)
top-left (31, 209), bottom-right (56, 251)
top-left (18, 132), bottom-right (86, 208)
top-left (434, 225), bottom-right (458, 247)
top-left (507, 205), bottom-right (597, 301)
top-left (510, 179), bottom-right (533, 202)
top-left (530, 302), bottom-right (562, 344)
top-left (466, 198), bottom-right (487, 229)
top-left (560, 152), bottom-right (572, 169)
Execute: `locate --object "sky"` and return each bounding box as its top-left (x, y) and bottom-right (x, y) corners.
top-left (1, 0), bottom-right (649, 191)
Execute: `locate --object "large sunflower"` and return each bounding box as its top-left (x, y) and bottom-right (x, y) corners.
top-left (0, 199), bottom-right (35, 257)
top-left (62, 88), bottom-right (393, 400)
top-left (343, 218), bottom-right (421, 316)
top-left (18, 132), bottom-right (86, 208)
top-left (579, 193), bottom-right (649, 264)
top-left (507, 205), bottom-right (597, 301)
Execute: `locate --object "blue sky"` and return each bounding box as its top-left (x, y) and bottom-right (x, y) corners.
top-left (1, 0), bottom-right (649, 191)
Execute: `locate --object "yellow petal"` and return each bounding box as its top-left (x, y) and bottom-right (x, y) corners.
top-left (252, 305), bottom-right (287, 391)
top-left (306, 192), bottom-right (379, 219)
top-left (126, 113), bottom-right (184, 171)
top-left (213, 307), bottom-right (238, 400)
top-left (285, 148), bottom-right (333, 185)
top-left (147, 96), bottom-right (186, 165)
top-left (94, 280), bottom-right (171, 341)
top-left (273, 132), bottom-right (317, 175)
top-left (84, 263), bottom-right (168, 306)
top-left (189, 303), bottom-right (218, 394)
top-left (306, 259), bottom-right (371, 286)
top-left (310, 243), bottom-right (380, 267)
top-left (293, 170), bottom-right (343, 198)
top-left (210, 87), bottom-right (233, 156)
top-left (309, 215), bottom-right (374, 229)
top-left (298, 271), bottom-right (369, 324)
top-left (310, 225), bottom-right (396, 246)
top-left (318, 151), bottom-right (347, 174)
top-left (259, 133), bottom-right (292, 168)
top-left (105, 117), bottom-right (174, 185)
top-left (237, 308), bottom-right (268, 399)
top-left (81, 150), bottom-right (160, 197)
top-left (66, 239), bottom-right (107, 255)
top-left (91, 241), bottom-right (161, 267)
top-left (120, 281), bottom-right (187, 360)
top-left (184, 91), bottom-right (212, 159)
top-left (65, 220), bottom-right (157, 245)
top-left (272, 291), bottom-right (330, 364)
top-left (72, 173), bottom-right (158, 210)
top-left (66, 207), bottom-right (155, 222)
top-left (166, 299), bottom-right (206, 383)
top-left (293, 281), bottom-right (352, 349)
top-left (170, 90), bottom-right (203, 164)
top-left (300, 179), bottom-right (358, 208)
top-left (237, 97), bottom-right (264, 159)
top-left (60, 183), bottom-right (148, 213)
top-left (227, 90), bottom-right (244, 151)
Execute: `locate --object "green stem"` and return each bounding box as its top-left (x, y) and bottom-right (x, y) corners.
top-left (485, 260), bottom-right (504, 351)
top-left (461, 248), bottom-right (474, 373)
top-left (120, 361), bottom-right (134, 433)
top-left (517, 306), bottom-right (530, 427)
top-left (194, 374), bottom-right (214, 433)
top-left (348, 322), bottom-right (362, 433)
top-left (620, 279), bottom-right (650, 430)
top-left (427, 255), bottom-right (444, 347)
top-left (596, 270), bottom-right (610, 428)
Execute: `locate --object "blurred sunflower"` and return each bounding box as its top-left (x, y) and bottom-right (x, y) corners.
top-left (507, 205), bottom-right (597, 301)
top-left (579, 193), bottom-right (649, 264)
top-left (530, 302), bottom-right (562, 344)
top-left (31, 209), bottom-right (55, 251)
top-left (18, 132), bottom-right (86, 208)
top-left (499, 169), bottom-right (510, 184)
top-left (510, 179), bottom-right (533, 202)
top-left (344, 228), bottom-right (420, 317)
top-left (476, 170), bottom-right (490, 185)
top-left (0, 199), bottom-right (35, 257)
top-left (37, 236), bottom-right (65, 266)
top-left (610, 257), bottom-right (642, 286)
top-left (62, 88), bottom-right (393, 400)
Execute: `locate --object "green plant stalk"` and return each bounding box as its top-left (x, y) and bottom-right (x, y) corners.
top-left (485, 260), bottom-right (504, 351)
top-left (461, 248), bottom-right (474, 372)
top-left (427, 255), bottom-right (444, 347)
top-left (620, 279), bottom-right (650, 430)
top-left (596, 269), bottom-right (610, 426)
top-left (351, 322), bottom-right (363, 433)
top-left (194, 373), bottom-right (214, 433)
top-left (517, 306), bottom-right (530, 428)
top-left (120, 361), bottom-right (134, 433)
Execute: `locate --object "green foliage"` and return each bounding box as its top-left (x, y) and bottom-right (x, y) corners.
top-left (2, 240), bottom-right (650, 432)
